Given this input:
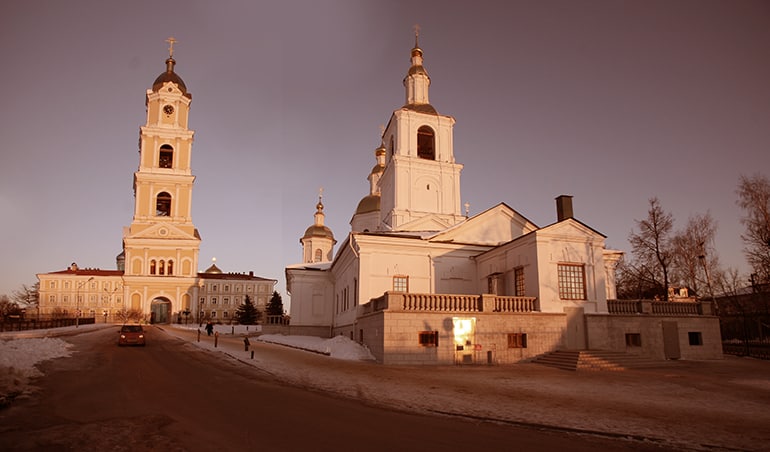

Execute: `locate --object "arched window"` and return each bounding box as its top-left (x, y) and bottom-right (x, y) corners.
top-left (156, 192), bottom-right (171, 216)
top-left (159, 260), bottom-right (165, 275)
top-left (417, 126), bottom-right (435, 160)
top-left (167, 260), bottom-right (174, 275)
top-left (159, 144), bottom-right (174, 169)
top-left (150, 260), bottom-right (157, 275)
top-left (314, 249), bottom-right (323, 262)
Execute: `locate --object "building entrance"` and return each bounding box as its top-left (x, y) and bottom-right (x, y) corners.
top-left (150, 298), bottom-right (172, 324)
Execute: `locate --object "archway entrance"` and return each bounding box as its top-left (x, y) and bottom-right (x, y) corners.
top-left (150, 298), bottom-right (172, 324)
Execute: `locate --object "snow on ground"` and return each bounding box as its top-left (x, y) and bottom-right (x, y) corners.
top-left (3, 324), bottom-right (770, 450)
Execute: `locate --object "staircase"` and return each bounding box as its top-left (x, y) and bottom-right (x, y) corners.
top-left (532, 350), bottom-right (660, 371)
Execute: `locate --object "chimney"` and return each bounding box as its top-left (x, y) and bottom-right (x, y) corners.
top-left (556, 195), bottom-right (573, 222)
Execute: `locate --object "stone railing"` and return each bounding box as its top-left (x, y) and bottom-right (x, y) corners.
top-left (492, 295), bottom-right (538, 313)
top-left (361, 292), bottom-right (538, 314)
top-left (607, 300), bottom-right (713, 316)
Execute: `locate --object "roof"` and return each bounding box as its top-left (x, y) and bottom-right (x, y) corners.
top-left (197, 272), bottom-right (276, 282)
top-left (152, 57), bottom-right (191, 99)
top-left (43, 269), bottom-right (124, 277)
top-left (355, 194), bottom-right (380, 215)
top-left (303, 224), bottom-right (335, 240)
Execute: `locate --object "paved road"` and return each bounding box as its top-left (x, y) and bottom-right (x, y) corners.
top-left (0, 326), bottom-right (670, 451)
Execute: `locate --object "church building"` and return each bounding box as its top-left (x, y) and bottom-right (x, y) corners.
top-left (286, 33), bottom-right (722, 365)
top-left (37, 41), bottom-right (276, 324)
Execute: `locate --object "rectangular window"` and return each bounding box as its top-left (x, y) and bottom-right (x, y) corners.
top-left (625, 333), bottom-right (642, 347)
top-left (211, 284), bottom-right (218, 292)
top-left (224, 285), bottom-right (230, 292)
top-left (223, 311), bottom-right (228, 318)
top-left (64, 281), bottom-right (70, 289)
top-left (200, 297), bottom-right (205, 304)
top-left (393, 275), bottom-right (409, 293)
top-left (514, 267), bottom-right (525, 296)
top-left (223, 297), bottom-right (230, 305)
top-left (49, 281), bottom-right (56, 289)
top-left (211, 311), bottom-right (217, 318)
top-left (211, 297), bottom-right (217, 304)
top-left (418, 331), bottom-right (439, 347)
top-left (558, 264), bottom-right (586, 300)
top-left (49, 295), bottom-right (55, 303)
top-left (507, 333), bottom-right (528, 348)
top-left (688, 332), bottom-right (703, 346)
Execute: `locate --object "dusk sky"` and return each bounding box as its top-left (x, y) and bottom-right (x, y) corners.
top-left (1, 1), bottom-right (768, 301)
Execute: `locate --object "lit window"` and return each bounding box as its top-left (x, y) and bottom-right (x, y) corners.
top-left (418, 331), bottom-right (439, 347)
top-left (558, 264), bottom-right (586, 300)
top-left (507, 333), bottom-right (527, 348)
top-left (393, 275), bottom-right (409, 292)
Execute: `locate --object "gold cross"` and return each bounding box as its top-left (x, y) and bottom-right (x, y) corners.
top-left (413, 24), bottom-right (420, 46)
top-left (166, 37), bottom-right (177, 57)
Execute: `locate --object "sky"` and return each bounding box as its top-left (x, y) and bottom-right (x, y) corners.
top-left (1, 1), bottom-right (769, 299)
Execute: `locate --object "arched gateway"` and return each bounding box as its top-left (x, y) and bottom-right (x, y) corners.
top-left (150, 297), bottom-right (172, 324)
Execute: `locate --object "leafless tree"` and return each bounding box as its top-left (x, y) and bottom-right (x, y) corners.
top-left (737, 174), bottom-right (770, 283)
top-left (670, 212), bottom-right (720, 298)
top-left (11, 283), bottom-right (39, 308)
top-left (629, 197), bottom-right (674, 300)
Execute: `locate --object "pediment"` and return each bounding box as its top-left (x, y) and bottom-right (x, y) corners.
top-left (394, 215), bottom-right (453, 232)
top-left (431, 203), bottom-right (538, 246)
top-left (537, 218), bottom-right (605, 240)
top-left (124, 222), bottom-right (198, 241)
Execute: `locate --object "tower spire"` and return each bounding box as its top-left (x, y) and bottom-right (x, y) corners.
top-left (404, 26), bottom-right (432, 111)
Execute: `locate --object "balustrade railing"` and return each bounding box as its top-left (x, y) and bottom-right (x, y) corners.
top-left (402, 293), bottom-right (480, 312)
top-left (607, 299), bottom-right (709, 316)
top-left (493, 296), bottom-right (537, 312)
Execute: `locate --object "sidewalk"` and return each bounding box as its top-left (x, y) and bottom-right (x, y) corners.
top-left (160, 324), bottom-right (770, 451)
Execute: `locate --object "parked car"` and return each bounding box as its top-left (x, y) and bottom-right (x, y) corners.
top-left (118, 325), bottom-right (146, 346)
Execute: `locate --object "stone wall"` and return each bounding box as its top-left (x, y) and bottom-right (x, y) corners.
top-left (585, 314), bottom-right (723, 360)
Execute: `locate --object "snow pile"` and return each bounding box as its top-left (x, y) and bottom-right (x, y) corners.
top-left (258, 334), bottom-right (376, 360)
top-left (0, 337), bottom-right (74, 404)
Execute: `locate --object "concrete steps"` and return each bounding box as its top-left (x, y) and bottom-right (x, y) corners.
top-left (533, 350), bottom-right (660, 371)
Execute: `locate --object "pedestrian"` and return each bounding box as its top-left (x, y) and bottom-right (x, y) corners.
top-left (243, 336), bottom-right (250, 351)
top-left (205, 321), bottom-right (214, 336)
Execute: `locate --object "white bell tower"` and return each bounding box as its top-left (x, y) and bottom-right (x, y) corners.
top-left (378, 29), bottom-right (465, 231)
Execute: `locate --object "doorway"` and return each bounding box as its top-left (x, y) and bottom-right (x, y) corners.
top-left (150, 298), bottom-right (172, 324)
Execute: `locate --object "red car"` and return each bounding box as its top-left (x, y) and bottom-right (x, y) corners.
top-left (118, 325), bottom-right (146, 346)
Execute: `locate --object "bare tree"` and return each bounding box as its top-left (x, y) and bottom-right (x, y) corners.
top-left (11, 283), bottom-right (39, 308)
top-left (629, 197), bottom-right (674, 300)
top-left (737, 174), bottom-right (770, 283)
top-left (670, 212), bottom-right (720, 297)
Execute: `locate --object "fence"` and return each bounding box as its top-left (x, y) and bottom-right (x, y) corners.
top-left (0, 317), bottom-right (95, 332)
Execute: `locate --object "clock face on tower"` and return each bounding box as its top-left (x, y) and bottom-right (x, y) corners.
top-left (163, 104), bottom-right (175, 116)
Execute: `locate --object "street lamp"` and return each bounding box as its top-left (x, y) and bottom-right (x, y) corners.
top-left (76, 277), bottom-right (94, 328)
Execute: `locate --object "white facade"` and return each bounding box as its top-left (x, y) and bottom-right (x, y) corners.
top-left (285, 37), bottom-right (635, 362)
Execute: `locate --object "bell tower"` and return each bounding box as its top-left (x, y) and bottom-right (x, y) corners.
top-left (122, 39), bottom-right (200, 315)
top-left (378, 29), bottom-right (465, 231)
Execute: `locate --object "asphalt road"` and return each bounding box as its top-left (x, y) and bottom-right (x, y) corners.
top-left (0, 326), bottom-right (670, 451)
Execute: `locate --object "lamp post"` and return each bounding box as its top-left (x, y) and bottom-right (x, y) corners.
top-left (76, 277), bottom-right (94, 328)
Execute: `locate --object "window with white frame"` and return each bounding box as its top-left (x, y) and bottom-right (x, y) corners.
top-left (393, 275), bottom-right (408, 292)
top-left (557, 264), bottom-right (586, 300)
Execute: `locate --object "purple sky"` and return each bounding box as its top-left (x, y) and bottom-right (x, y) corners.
top-left (1, 1), bottom-right (769, 299)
